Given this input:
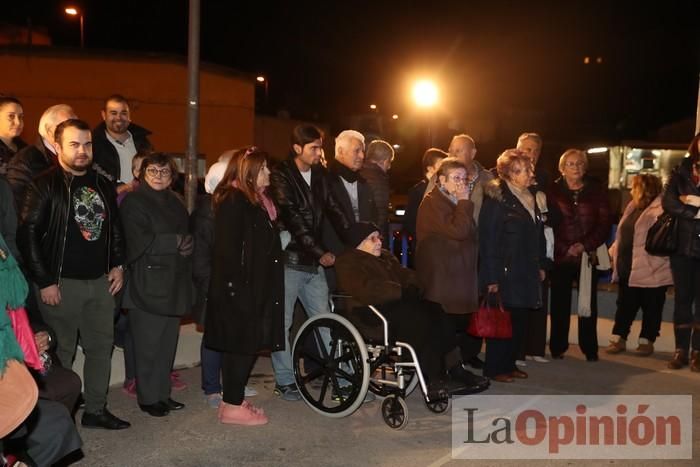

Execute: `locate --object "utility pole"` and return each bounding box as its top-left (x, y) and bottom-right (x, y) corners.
top-left (185, 0), bottom-right (201, 212)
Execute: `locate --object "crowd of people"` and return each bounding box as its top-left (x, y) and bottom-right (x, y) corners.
top-left (1, 92), bottom-right (700, 465)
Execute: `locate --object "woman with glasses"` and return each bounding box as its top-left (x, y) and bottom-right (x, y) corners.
top-left (479, 150), bottom-right (548, 382)
top-left (662, 133), bottom-right (700, 372)
top-left (120, 153), bottom-right (192, 417)
top-left (416, 157), bottom-right (490, 393)
top-left (546, 149), bottom-right (611, 361)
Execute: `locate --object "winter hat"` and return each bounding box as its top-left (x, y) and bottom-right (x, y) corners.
top-left (204, 161), bottom-right (228, 194)
top-left (346, 222), bottom-right (380, 248)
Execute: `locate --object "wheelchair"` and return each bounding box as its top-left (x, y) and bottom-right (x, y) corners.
top-left (292, 296), bottom-right (450, 430)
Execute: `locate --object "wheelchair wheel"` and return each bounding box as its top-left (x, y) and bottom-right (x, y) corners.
top-left (293, 314), bottom-right (370, 418)
top-left (425, 395), bottom-right (450, 414)
top-left (381, 395), bottom-right (409, 430)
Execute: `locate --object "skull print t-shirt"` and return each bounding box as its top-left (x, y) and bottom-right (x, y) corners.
top-left (61, 173), bottom-right (109, 280)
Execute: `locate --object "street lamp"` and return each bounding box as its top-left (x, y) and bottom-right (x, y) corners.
top-left (65, 7), bottom-right (84, 48)
top-left (412, 79), bottom-right (439, 146)
top-left (369, 104), bottom-right (377, 110)
top-left (256, 75), bottom-right (269, 108)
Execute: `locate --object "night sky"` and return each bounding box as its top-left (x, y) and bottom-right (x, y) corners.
top-left (6, 0), bottom-right (700, 162)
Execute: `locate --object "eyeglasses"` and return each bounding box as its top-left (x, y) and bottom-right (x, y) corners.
top-left (448, 175), bottom-right (468, 183)
top-left (564, 161), bottom-right (585, 168)
top-left (145, 167), bottom-right (172, 178)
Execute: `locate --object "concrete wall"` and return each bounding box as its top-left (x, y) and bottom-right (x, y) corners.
top-left (0, 47), bottom-right (255, 166)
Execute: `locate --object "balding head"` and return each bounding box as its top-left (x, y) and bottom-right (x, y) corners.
top-left (38, 104), bottom-right (77, 145)
top-left (448, 134), bottom-right (477, 165)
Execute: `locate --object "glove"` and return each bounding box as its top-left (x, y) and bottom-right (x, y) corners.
top-left (177, 234), bottom-right (194, 257)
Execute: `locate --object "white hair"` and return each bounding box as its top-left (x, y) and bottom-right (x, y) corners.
top-left (204, 161), bottom-right (228, 194)
top-left (38, 104), bottom-right (75, 139)
top-left (335, 130), bottom-right (365, 157)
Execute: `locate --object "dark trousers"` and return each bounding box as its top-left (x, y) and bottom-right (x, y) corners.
top-left (115, 311), bottom-right (136, 381)
top-left (670, 255), bottom-right (700, 351)
top-left (128, 308), bottom-right (181, 405)
top-left (36, 365), bottom-right (82, 416)
top-left (484, 307), bottom-right (530, 377)
top-left (201, 341), bottom-right (223, 395)
top-left (549, 262), bottom-right (599, 358)
top-left (523, 280), bottom-right (549, 357)
top-left (455, 314), bottom-right (484, 361)
top-left (222, 354), bottom-right (256, 405)
top-left (612, 279), bottom-right (667, 342)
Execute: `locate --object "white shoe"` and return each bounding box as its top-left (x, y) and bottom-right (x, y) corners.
top-left (527, 355), bottom-right (550, 363)
top-left (244, 386), bottom-right (258, 397)
top-left (515, 360), bottom-right (527, 367)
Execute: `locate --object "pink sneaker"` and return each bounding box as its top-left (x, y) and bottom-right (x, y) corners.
top-left (218, 401), bottom-right (268, 425)
top-left (122, 379), bottom-right (137, 399)
top-left (170, 371), bottom-right (187, 391)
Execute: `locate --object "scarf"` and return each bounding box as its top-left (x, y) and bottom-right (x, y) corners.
top-left (505, 180), bottom-right (536, 221)
top-left (0, 233), bottom-right (28, 375)
top-left (329, 158), bottom-right (360, 183)
top-left (259, 190), bottom-right (278, 222)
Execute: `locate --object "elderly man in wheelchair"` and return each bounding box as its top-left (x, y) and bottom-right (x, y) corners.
top-left (291, 222), bottom-right (489, 429)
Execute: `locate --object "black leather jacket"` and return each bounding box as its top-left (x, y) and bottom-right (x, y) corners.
top-left (269, 158), bottom-right (351, 268)
top-left (17, 166), bottom-right (125, 288)
top-left (662, 158), bottom-right (700, 259)
top-left (92, 122), bottom-right (153, 183)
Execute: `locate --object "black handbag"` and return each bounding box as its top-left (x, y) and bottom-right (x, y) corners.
top-left (645, 212), bottom-right (678, 256)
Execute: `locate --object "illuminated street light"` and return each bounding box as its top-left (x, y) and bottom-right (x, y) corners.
top-left (412, 80), bottom-right (438, 108)
top-left (392, 114), bottom-right (399, 120)
top-left (65, 6), bottom-right (84, 48)
top-left (369, 104), bottom-right (377, 110)
top-left (256, 75), bottom-right (269, 107)
top-left (256, 75), bottom-right (265, 82)
top-left (587, 147), bottom-right (608, 154)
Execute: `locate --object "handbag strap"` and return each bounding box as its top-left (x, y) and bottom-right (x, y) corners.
top-left (480, 291), bottom-right (506, 313)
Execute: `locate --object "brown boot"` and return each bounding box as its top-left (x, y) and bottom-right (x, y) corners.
top-left (667, 349), bottom-right (689, 370)
top-left (691, 350), bottom-right (700, 373)
top-left (634, 338), bottom-right (654, 357)
top-left (605, 337), bottom-right (626, 354)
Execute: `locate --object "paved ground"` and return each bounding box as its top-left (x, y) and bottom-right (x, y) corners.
top-left (72, 344), bottom-right (699, 467)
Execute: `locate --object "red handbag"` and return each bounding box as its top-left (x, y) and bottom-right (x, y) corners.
top-left (467, 293), bottom-right (512, 339)
top-left (7, 306), bottom-right (43, 371)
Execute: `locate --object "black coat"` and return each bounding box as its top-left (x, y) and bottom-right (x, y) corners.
top-left (5, 137), bottom-right (56, 210)
top-left (18, 167), bottom-right (125, 289)
top-left (91, 122), bottom-right (153, 184)
top-left (662, 158), bottom-right (700, 259)
top-left (190, 194), bottom-right (214, 325)
top-left (359, 162), bottom-right (390, 238)
top-left (120, 184), bottom-right (192, 316)
top-left (204, 190), bottom-right (285, 354)
top-left (323, 159), bottom-right (377, 255)
top-left (269, 158), bottom-right (351, 268)
top-left (479, 179), bottom-right (547, 309)
top-left (404, 179), bottom-right (427, 241)
top-left (0, 137), bottom-right (26, 175)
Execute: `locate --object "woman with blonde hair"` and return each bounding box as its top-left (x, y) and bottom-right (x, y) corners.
top-left (607, 174), bottom-right (671, 356)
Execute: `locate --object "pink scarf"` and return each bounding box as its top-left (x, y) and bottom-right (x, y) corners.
top-left (231, 180), bottom-right (277, 221)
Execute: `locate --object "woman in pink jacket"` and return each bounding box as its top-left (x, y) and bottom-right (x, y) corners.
top-left (606, 174), bottom-right (673, 356)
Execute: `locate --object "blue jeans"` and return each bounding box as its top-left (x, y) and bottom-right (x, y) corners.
top-left (271, 265), bottom-right (330, 386)
top-left (200, 340), bottom-right (222, 395)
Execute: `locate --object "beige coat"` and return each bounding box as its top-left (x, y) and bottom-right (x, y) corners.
top-left (609, 195), bottom-right (673, 288)
top-left (416, 186), bottom-right (479, 314)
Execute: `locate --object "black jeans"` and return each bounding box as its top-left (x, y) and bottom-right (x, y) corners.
top-left (523, 280), bottom-right (549, 358)
top-left (612, 279), bottom-right (667, 342)
top-left (484, 307), bottom-right (530, 377)
top-left (549, 262), bottom-right (599, 358)
top-left (669, 255), bottom-right (700, 351)
top-left (222, 354), bottom-right (256, 405)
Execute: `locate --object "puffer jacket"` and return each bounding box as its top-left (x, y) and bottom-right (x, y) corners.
top-left (609, 196), bottom-right (673, 287)
top-left (268, 158), bottom-right (351, 268)
top-left (662, 158), bottom-right (700, 259)
top-left (546, 176), bottom-right (611, 265)
top-left (17, 167), bottom-right (125, 289)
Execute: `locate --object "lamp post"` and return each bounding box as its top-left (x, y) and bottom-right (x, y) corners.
top-left (256, 75), bottom-right (269, 108)
top-left (412, 79), bottom-right (438, 147)
top-left (64, 7), bottom-right (84, 48)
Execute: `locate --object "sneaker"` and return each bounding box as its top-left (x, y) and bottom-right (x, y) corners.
top-left (170, 371), bottom-right (187, 391)
top-left (122, 379), bottom-right (137, 399)
top-left (635, 339), bottom-right (654, 356)
top-left (273, 383), bottom-right (301, 401)
top-left (218, 401), bottom-right (268, 425)
top-left (205, 393), bottom-right (222, 409)
top-left (244, 386), bottom-right (258, 397)
top-left (515, 360), bottom-right (527, 367)
top-left (526, 355), bottom-right (550, 363)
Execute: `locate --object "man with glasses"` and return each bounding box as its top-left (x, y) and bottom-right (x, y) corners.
top-left (18, 119), bottom-right (130, 430)
top-left (92, 94), bottom-right (153, 192)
